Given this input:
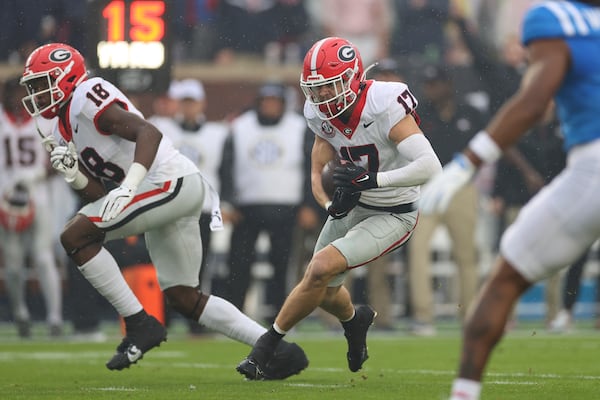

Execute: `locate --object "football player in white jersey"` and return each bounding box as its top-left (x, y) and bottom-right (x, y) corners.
top-left (19, 43), bottom-right (308, 377)
top-left (238, 37), bottom-right (441, 379)
top-left (0, 76), bottom-right (63, 338)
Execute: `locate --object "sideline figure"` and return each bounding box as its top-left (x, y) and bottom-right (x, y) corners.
top-left (237, 37), bottom-right (441, 379)
top-left (20, 42), bottom-right (307, 377)
top-left (418, 1), bottom-right (600, 399)
top-left (0, 76), bottom-right (63, 338)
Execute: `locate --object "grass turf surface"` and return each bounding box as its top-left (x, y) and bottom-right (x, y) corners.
top-left (0, 321), bottom-right (599, 399)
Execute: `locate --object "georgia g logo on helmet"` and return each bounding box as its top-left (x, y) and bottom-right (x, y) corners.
top-left (337, 45), bottom-right (356, 63)
top-left (49, 49), bottom-right (72, 63)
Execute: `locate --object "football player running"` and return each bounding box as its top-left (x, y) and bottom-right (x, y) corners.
top-left (417, 1), bottom-right (600, 399)
top-left (20, 42), bottom-right (308, 377)
top-left (237, 37), bottom-right (441, 379)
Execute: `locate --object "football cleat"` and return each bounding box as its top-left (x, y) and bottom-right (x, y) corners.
top-left (16, 319), bottom-right (31, 339)
top-left (344, 305), bottom-right (377, 372)
top-left (106, 314), bottom-right (167, 370)
top-left (263, 341), bottom-right (309, 380)
top-left (237, 340), bottom-right (309, 381)
top-left (236, 357), bottom-right (268, 381)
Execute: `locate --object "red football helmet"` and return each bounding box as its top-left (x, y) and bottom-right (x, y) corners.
top-left (20, 43), bottom-right (88, 119)
top-left (300, 37), bottom-right (364, 120)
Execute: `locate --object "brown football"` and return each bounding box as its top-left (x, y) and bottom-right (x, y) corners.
top-left (321, 157), bottom-right (344, 197)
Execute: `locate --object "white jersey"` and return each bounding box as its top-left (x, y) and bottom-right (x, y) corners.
top-left (51, 77), bottom-right (197, 186)
top-left (305, 80), bottom-right (420, 207)
top-left (177, 122), bottom-right (229, 212)
top-left (230, 110), bottom-right (307, 205)
top-left (0, 106), bottom-right (51, 192)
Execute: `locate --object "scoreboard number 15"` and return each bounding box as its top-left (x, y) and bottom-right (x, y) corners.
top-left (96, 0), bottom-right (167, 69)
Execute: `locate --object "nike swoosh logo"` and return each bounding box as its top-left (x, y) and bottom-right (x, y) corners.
top-left (126, 345), bottom-right (142, 362)
top-left (363, 121), bottom-right (374, 128)
top-left (356, 175), bottom-right (370, 183)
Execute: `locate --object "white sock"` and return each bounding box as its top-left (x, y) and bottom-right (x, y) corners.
top-left (78, 247), bottom-right (143, 317)
top-left (450, 378), bottom-right (481, 400)
top-left (273, 322), bottom-right (287, 335)
top-left (340, 308), bottom-right (356, 322)
top-left (198, 295), bottom-right (267, 346)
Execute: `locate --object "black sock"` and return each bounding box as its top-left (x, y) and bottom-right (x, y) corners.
top-left (341, 309), bottom-right (357, 332)
top-left (124, 310), bottom-right (148, 325)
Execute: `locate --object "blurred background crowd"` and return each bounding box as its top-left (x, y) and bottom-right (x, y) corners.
top-left (1, 0), bottom-right (598, 341)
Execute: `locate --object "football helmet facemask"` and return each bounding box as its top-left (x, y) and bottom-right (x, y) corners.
top-left (300, 37), bottom-right (364, 120)
top-left (20, 43), bottom-right (88, 119)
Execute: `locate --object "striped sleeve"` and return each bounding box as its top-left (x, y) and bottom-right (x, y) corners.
top-left (522, 1), bottom-right (590, 45)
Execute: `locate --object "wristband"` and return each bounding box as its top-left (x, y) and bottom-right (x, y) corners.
top-left (122, 162), bottom-right (148, 190)
top-left (325, 201), bottom-right (332, 210)
top-left (66, 171), bottom-right (89, 190)
top-left (468, 131), bottom-right (502, 164)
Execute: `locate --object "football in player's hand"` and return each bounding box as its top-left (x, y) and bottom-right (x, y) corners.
top-left (321, 157), bottom-right (344, 197)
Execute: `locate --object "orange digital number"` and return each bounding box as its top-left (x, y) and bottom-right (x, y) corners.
top-left (102, 0), bottom-right (125, 41)
top-left (130, 1), bottom-right (165, 41)
top-left (102, 0), bottom-right (165, 42)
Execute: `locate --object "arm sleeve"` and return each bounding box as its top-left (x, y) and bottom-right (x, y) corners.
top-left (376, 134), bottom-right (442, 187)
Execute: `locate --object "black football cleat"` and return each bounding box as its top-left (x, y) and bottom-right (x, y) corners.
top-left (236, 357), bottom-right (269, 380)
top-left (16, 319), bottom-right (31, 339)
top-left (263, 341), bottom-right (309, 380)
top-left (344, 305), bottom-right (377, 372)
top-left (106, 314), bottom-right (167, 371)
top-left (237, 340), bottom-right (309, 380)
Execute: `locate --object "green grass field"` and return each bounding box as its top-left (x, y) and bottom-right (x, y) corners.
top-left (1, 320), bottom-right (599, 400)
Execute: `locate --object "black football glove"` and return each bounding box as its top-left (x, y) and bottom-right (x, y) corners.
top-left (327, 187), bottom-right (361, 219)
top-left (333, 164), bottom-right (378, 193)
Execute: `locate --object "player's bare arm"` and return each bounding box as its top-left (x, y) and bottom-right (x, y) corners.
top-left (75, 166), bottom-right (106, 203)
top-left (465, 39), bottom-right (570, 166)
top-left (95, 103), bottom-right (164, 221)
top-left (96, 103), bottom-right (163, 170)
top-left (311, 135), bottom-right (336, 208)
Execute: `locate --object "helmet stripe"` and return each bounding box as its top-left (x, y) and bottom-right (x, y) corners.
top-left (310, 38), bottom-right (328, 76)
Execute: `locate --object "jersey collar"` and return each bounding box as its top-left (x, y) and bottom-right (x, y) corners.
top-left (329, 80), bottom-right (373, 140)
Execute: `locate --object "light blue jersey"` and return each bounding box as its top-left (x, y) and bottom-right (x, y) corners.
top-left (522, 1), bottom-right (600, 151)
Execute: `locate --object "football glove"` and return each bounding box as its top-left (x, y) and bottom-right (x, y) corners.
top-left (333, 164), bottom-right (378, 193)
top-left (41, 135), bottom-right (58, 152)
top-left (418, 153), bottom-right (475, 215)
top-left (327, 187), bottom-right (361, 219)
top-left (49, 142), bottom-right (79, 183)
top-left (99, 184), bottom-right (136, 222)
